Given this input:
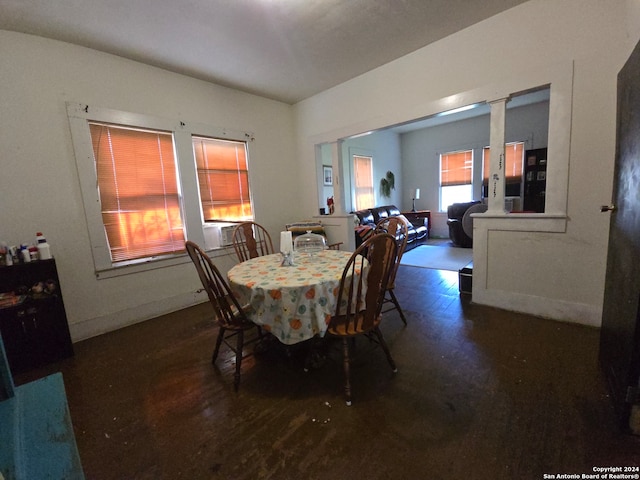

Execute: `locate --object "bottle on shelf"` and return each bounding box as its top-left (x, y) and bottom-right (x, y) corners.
top-left (10, 246), bottom-right (18, 265)
top-left (36, 232), bottom-right (52, 260)
top-left (20, 244), bottom-right (31, 263)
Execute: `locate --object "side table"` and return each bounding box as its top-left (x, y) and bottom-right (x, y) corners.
top-left (402, 210), bottom-right (431, 239)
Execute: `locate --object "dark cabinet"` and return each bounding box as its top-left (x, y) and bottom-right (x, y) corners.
top-left (0, 259), bottom-right (73, 375)
top-left (523, 147), bottom-right (547, 213)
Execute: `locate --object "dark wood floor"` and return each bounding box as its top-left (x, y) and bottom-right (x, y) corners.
top-left (16, 265), bottom-right (640, 479)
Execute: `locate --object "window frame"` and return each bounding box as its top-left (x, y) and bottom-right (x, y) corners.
top-left (439, 149), bottom-right (474, 211)
top-left (67, 102), bottom-right (255, 278)
top-left (192, 135), bottom-right (253, 222)
top-left (352, 154), bottom-right (375, 210)
top-left (88, 122), bottom-right (186, 265)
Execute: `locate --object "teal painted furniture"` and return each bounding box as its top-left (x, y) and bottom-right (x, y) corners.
top-left (0, 335), bottom-right (84, 479)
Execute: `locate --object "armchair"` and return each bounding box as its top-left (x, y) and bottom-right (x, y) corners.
top-left (446, 201), bottom-right (481, 248)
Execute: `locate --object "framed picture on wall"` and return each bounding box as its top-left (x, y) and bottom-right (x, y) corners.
top-left (323, 166), bottom-right (333, 186)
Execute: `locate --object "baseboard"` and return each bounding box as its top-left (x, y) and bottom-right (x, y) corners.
top-left (69, 291), bottom-right (208, 342)
top-left (472, 288), bottom-right (602, 328)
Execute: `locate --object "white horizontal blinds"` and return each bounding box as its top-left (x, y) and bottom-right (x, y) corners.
top-left (89, 122), bottom-right (185, 263)
top-left (353, 155), bottom-right (374, 210)
top-left (482, 142), bottom-right (524, 186)
top-left (192, 136), bottom-right (252, 221)
top-left (441, 150), bottom-right (473, 186)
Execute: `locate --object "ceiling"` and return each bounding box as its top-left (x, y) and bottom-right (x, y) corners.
top-left (0, 0), bottom-right (530, 105)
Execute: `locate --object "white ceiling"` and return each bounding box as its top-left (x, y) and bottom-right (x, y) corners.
top-left (0, 0), bottom-right (530, 105)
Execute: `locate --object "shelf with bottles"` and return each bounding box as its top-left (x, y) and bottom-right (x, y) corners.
top-left (0, 257), bottom-right (73, 377)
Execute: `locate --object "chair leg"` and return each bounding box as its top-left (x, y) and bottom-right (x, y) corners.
top-left (212, 326), bottom-right (226, 363)
top-left (233, 329), bottom-right (245, 392)
top-left (342, 338), bottom-right (353, 406)
top-left (388, 289), bottom-right (408, 326)
top-left (373, 327), bottom-right (397, 373)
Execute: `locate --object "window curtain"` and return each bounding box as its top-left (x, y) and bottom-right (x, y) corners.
top-left (89, 122), bottom-right (185, 263)
top-left (192, 136), bottom-right (253, 222)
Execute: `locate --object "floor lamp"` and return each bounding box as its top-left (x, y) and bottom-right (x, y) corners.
top-left (411, 188), bottom-right (420, 212)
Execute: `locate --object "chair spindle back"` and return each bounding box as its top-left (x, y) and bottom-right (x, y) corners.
top-left (332, 233), bottom-right (397, 334)
top-left (374, 215), bottom-right (409, 289)
top-left (185, 240), bottom-right (246, 328)
top-left (232, 222), bottom-right (274, 262)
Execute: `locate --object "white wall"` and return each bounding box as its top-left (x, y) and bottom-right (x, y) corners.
top-left (340, 129), bottom-right (403, 212)
top-left (294, 0), bottom-right (640, 327)
top-left (317, 144), bottom-right (335, 214)
top-left (0, 31), bottom-right (300, 340)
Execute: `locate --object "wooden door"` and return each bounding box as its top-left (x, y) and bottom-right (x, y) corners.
top-left (599, 39), bottom-right (640, 434)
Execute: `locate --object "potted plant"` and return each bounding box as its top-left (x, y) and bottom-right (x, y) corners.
top-left (379, 171), bottom-right (395, 198)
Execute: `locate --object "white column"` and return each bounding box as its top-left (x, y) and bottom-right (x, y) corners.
top-left (487, 98), bottom-right (509, 213)
top-left (329, 141), bottom-right (345, 215)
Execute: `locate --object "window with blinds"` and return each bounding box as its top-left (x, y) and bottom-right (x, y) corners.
top-left (440, 149), bottom-right (473, 210)
top-left (441, 150), bottom-right (473, 187)
top-left (483, 142), bottom-right (524, 184)
top-left (353, 155), bottom-right (374, 210)
top-left (192, 136), bottom-right (253, 222)
top-left (89, 122), bottom-right (185, 263)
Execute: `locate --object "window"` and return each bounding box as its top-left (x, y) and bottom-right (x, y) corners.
top-left (353, 155), bottom-right (374, 210)
top-left (89, 122), bottom-right (185, 263)
top-left (193, 136), bottom-right (252, 222)
top-left (440, 149), bottom-right (473, 211)
top-left (482, 142), bottom-right (524, 197)
top-left (67, 103), bottom-right (255, 276)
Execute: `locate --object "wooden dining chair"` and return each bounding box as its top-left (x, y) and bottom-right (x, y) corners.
top-left (326, 232), bottom-right (398, 405)
top-left (185, 240), bottom-right (263, 391)
top-left (232, 221), bottom-right (274, 262)
top-left (374, 215), bottom-right (410, 325)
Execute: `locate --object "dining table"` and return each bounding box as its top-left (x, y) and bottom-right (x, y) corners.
top-left (227, 249), bottom-right (367, 345)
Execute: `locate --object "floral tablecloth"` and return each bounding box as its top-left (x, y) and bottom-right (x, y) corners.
top-left (227, 250), bottom-right (362, 345)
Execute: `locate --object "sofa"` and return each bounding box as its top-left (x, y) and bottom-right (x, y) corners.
top-left (352, 204), bottom-right (428, 251)
top-left (446, 201), bottom-right (481, 248)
